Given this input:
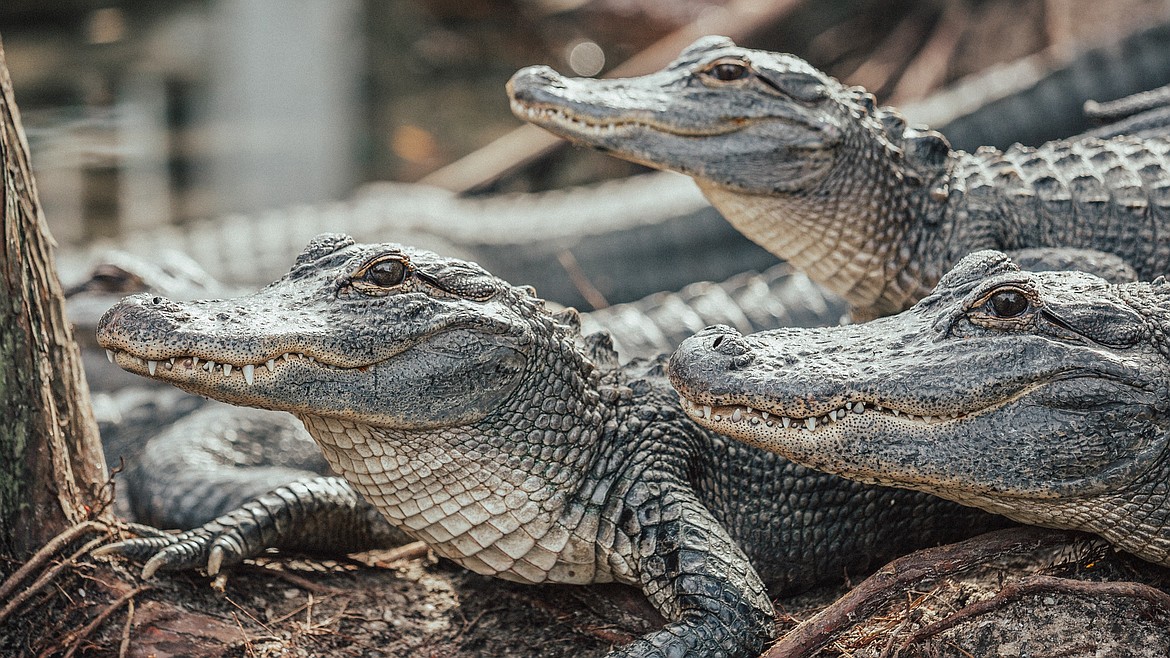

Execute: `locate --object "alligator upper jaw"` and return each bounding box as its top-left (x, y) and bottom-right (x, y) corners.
top-left (677, 395), bottom-right (972, 436)
top-left (101, 345), bottom-right (344, 388)
top-left (509, 97), bottom-right (750, 140)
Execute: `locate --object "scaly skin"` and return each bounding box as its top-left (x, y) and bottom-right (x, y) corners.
top-left (669, 250), bottom-right (1170, 568)
top-left (508, 36), bottom-right (1170, 319)
top-left (96, 234), bottom-right (1001, 658)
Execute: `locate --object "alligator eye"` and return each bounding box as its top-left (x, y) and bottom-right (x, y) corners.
top-left (361, 258), bottom-right (408, 287)
top-left (988, 289), bottom-right (1029, 317)
top-left (706, 60), bottom-right (749, 82)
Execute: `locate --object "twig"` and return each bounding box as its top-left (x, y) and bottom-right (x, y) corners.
top-left (888, 1), bottom-right (971, 105)
top-left (762, 527), bottom-right (1080, 658)
top-left (0, 532), bottom-right (112, 626)
top-left (557, 249), bottom-right (609, 310)
top-left (60, 585), bottom-right (151, 658)
top-left (370, 541), bottom-right (430, 567)
top-left (902, 574), bottom-right (1170, 647)
top-left (264, 567), bottom-right (345, 595)
top-left (117, 597), bottom-right (135, 658)
top-left (0, 520), bottom-right (107, 603)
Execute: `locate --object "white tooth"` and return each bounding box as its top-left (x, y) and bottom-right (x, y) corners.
top-left (243, 364), bottom-right (255, 385)
top-left (191, 356), bottom-right (198, 368)
top-left (713, 414), bottom-right (722, 422)
top-left (765, 420), bottom-right (774, 427)
top-left (922, 415), bottom-right (932, 423)
top-left (745, 407), bottom-right (754, 414)
top-left (750, 417), bottom-right (760, 425)
top-left (732, 408), bottom-right (743, 422)
top-left (891, 409), bottom-right (900, 417)
top-left (703, 405), bottom-right (711, 419)
top-left (147, 360), bottom-right (158, 376)
top-left (782, 417), bottom-right (791, 428)
top-left (853, 402), bottom-right (864, 414)
top-left (830, 410), bottom-right (840, 421)
top-left (267, 359), bottom-right (275, 372)
top-left (106, 349), bottom-right (115, 363)
top-left (761, 411), bottom-right (769, 420)
top-left (307, 356), bottom-right (315, 363)
top-left (205, 360), bottom-right (215, 372)
top-left (805, 417), bottom-right (816, 431)
top-left (223, 363), bottom-right (232, 376)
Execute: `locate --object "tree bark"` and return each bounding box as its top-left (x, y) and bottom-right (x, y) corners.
top-left (0, 32), bottom-right (109, 563)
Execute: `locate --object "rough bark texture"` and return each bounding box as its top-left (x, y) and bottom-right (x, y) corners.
top-left (0, 33), bottom-right (108, 563)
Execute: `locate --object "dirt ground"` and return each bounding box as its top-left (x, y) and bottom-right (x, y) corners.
top-left (4, 524), bottom-right (1170, 658)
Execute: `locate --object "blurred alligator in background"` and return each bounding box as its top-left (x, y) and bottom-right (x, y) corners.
top-left (62, 22), bottom-right (1170, 316)
top-left (669, 250), bottom-right (1170, 568)
top-left (510, 34), bottom-right (1170, 319)
top-left (94, 234), bottom-right (1002, 658)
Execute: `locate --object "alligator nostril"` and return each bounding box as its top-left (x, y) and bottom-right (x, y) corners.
top-left (712, 335), bottom-right (724, 348)
top-left (151, 297), bottom-right (162, 305)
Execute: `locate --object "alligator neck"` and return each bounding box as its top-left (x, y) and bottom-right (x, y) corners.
top-left (697, 164), bottom-right (943, 316)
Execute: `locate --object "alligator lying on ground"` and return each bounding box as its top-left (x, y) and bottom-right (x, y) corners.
top-left (95, 234), bottom-right (1001, 658)
top-left (509, 36), bottom-right (1170, 319)
top-left (669, 250), bottom-right (1170, 568)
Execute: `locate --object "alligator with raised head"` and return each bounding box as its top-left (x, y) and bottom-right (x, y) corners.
top-left (669, 250), bottom-right (1170, 567)
top-left (95, 234), bottom-right (1000, 658)
top-left (509, 36), bottom-right (1170, 319)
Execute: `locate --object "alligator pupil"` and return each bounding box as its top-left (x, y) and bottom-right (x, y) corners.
top-left (366, 260), bottom-right (407, 287)
top-left (989, 290), bottom-right (1028, 317)
top-left (711, 63), bottom-right (748, 81)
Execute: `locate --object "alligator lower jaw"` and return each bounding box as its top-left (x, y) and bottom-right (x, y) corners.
top-left (103, 347), bottom-right (341, 387)
top-left (510, 100), bottom-right (742, 139)
top-left (677, 396), bottom-right (966, 432)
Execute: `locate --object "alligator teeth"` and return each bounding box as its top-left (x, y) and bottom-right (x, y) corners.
top-left (922, 415), bottom-right (932, 423)
top-left (267, 358), bottom-right (276, 372)
top-left (890, 409), bottom-right (900, 417)
top-left (731, 408), bottom-right (743, 422)
top-left (204, 360), bottom-right (215, 372)
top-left (702, 405), bottom-right (711, 419)
top-left (106, 349), bottom-right (115, 363)
top-left (242, 364), bottom-right (255, 385)
top-left (713, 413), bottom-right (722, 422)
top-left (221, 363), bottom-right (231, 376)
top-left (191, 356), bottom-right (198, 368)
top-left (782, 417), bottom-right (791, 428)
top-left (853, 402), bottom-right (864, 414)
top-left (805, 417), bottom-right (816, 431)
top-left (147, 360), bottom-right (158, 376)
top-left (760, 411), bottom-right (769, 420)
top-left (750, 417), bottom-right (760, 425)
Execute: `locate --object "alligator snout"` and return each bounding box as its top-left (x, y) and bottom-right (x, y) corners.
top-left (96, 293), bottom-right (187, 353)
top-left (506, 65), bottom-right (565, 103)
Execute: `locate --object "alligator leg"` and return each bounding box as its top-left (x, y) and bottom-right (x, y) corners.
top-left (102, 402), bottom-right (413, 576)
top-left (615, 486), bottom-right (775, 658)
top-left (98, 475), bottom-right (409, 577)
top-left (1005, 247), bottom-right (1138, 282)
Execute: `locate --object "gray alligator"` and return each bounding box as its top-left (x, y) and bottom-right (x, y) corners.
top-left (95, 234), bottom-right (1001, 658)
top-left (668, 250), bottom-right (1170, 568)
top-left (509, 36), bottom-right (1170, 319)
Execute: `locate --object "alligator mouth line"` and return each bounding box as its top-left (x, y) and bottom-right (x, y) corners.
top-left (678, 397), bottom-right (969, 431)
top-left (510, 100), bottom-right (747, 138)
top-left (104, 348), bottom-right (344, 386)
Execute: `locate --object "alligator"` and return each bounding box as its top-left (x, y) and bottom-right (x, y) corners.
top-left (668, 250), bottom-right (1170, 568)
top-left (95, 234), bottom-right (1001, 658)
top-left (508, 36), bottom-right (1170, 319)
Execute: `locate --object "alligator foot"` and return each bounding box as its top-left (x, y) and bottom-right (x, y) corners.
top-left (901, 574), bottom-right (1170, 649)
top-left (764, 527), bottom-right (1086, 657)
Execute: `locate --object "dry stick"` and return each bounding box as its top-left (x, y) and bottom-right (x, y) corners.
top-left (887, 1), bottom-right (972, 106)
top-left (0, 520), bottom-right (107, 603)
top-left (118, 598), bottom-right (135, 658)
top-left (761, 527), bottom-right (1080, 658)
top-left (371, 540), bottom-right (430, 567)
top-left (0, 532), bottom-right (113, 626)
top-left (901, 574), bottom-right (1170, 648)
top-left (556, 249), bottom-right (610, 310)
top-left (845, 5), bottom-right (935, 98)
top-left (59, 585), bottom-right (151, 658)
top-left (417, 0), bottom-right (809, 194)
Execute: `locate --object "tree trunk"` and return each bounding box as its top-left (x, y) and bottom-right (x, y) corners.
top-left (0, 33), bottom-right (109, 564)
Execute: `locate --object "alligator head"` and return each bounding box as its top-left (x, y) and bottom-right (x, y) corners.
top-left (98, 233), bottom-right (615, 583)
top-left (508, 36), bottom-right (952, 314)
top-left (669, 250), bottom-right (1170, 566)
